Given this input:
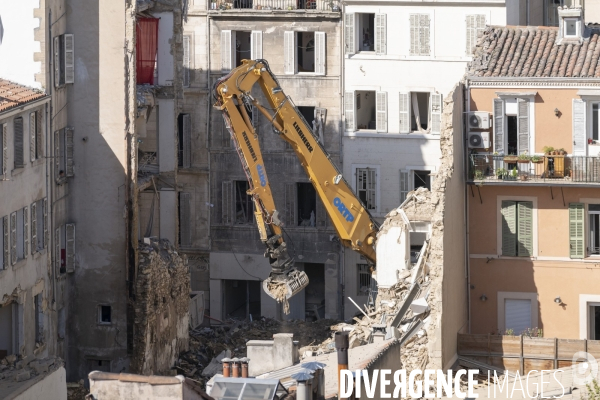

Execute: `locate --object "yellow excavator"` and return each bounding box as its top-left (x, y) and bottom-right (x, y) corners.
top-left (213, 59), bottom-right (379, 304)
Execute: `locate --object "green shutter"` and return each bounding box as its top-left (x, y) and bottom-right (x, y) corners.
top-left (569, 202), bottom-right (585, 259)
top-left (517, 201), bottom-right (533, 256)
top-left (501, 201), bottom-right (517, 256)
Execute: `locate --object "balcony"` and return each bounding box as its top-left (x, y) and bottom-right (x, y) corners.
top-left (468, 155), bottom-right (600, 185)
top-left (209, 0), bottom-right (340, 11)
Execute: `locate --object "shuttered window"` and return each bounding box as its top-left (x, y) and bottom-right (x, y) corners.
top-left (179, 192), bottom-right (192, 247)
top-left (501, 200), bottom-right (534, 257)
top-left (43, 198), bottom-right (48, 249)
top-left (344, 91), bottom-right (355, 132)
top-left (493, 98), bottom-right (505, 154)
top-left (375, 92), bottom-right (387, 133)
top-left (178, 114), bottom-right (191, 168)
top-left (55, 128), bottom-right (74, 180)
top-left (1, 124), bottom-right (6, 176)
top-left (344, 14), bottom-right (355, 55)
top-left (356, 168), bottom-right (377, 210)
top-left (10, 212), bottom-right (16, 265)
top-left (466, 15), bottom-right (486, 55)
top-left (517, 98), bottom-right (529, 154)
top-left (64, 34), bottom-right (74, 84)
top-left (375, 14), bottom-right (387, 55)
top-left (283, 31), bottom-right (295, 75)
top-left (221, 181), bottom-right (233, 225)
top-left (1, 216), bottom-right (7, 270)
top-left (505, 299), bottom-right (531, 335)
top-left (569, 202), bottom-right (585, 259)
top-left (53, 34), bottom-right (75, 86)
top-left (0, 217), bottom-right (4, 269)
top-left (314, 31), bottom-right (326, 76)
top-left (183, 35), bottom-right (191, 87)
top-left (65, 128), bottom-right (74, 177)
top-left (573, 99), bottom-right (586, 156)
top-left (251, 31), bottom-right (262, 60)
top-left (30, 112), bottom-right (36, 162)
top-left (14, 117), bottom-right (24, 169)
top-left (221, 30), bottom-right (233, 72)
top-left (409, 14), bottom-right (431, 56)
top-left (400, 170), bottom-right (409, 204)
top-left (66, 224), bottom-right (75, 273)
top-left (430, 93), bottom-right (443, 134)
top-left (399, 93), bottom-right (410, 134)
top-left (31, 202), bottom-right (37, 255)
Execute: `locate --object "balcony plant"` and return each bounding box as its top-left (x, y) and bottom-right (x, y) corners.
top-left (531, 155), bottom-right (543, 164)
top-left (517, 152), bottom-right (530, 163)
top-left (542, 146), bottom-right (554, 155)
top-left (558, 148), bottom-right (566, 155)
top-left (474, 170), bottom-right (485, 180)
top-left (496, 168), bottom-right (507, 179)
top-left (503, 154), bottom-right (518, 163)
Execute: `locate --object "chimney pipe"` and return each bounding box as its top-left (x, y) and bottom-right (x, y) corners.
top-left (291, 371), bottom-right (314, 400)
top-left (231, 358), bottom-right (240, 378)
top-left (221, 358), bottom-right (232, 378)
top-left (240, 357), bottom-right (249, 378)
top-left (335, 331), bottom-right (349, 397)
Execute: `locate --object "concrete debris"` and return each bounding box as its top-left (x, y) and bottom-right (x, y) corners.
top-left (67, 380), bottom-right (89, 400)
top-left (201, 350), bottom-right (231, 377)
top-left (266, 280), bottom-right (290, 315)
top-left (0, 355), bottom-right (63, 385)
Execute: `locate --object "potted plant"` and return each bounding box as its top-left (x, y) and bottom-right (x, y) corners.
top-left (496, 168), bottom-right (507, 179)
top-left (519, 173), bottom-right (528, 181)
top-left (517, 152), bottom-right (530, 163)
top-left (531, 155), bottom-right (543, 164)
top-left (474, 170), bottom-right (485, 180)
top-left (542, 146), bottom-right (554, 155)
top-left (504, 154), bottom-right (518, 163)
top-left (558, 148), bottom-right (566, 155)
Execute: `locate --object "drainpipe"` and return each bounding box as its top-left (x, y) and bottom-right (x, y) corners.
top-left (291, 371), bottom-right (314, 400)
top-left (48, 7), bottom-right (57, 309)
top-left (206, 13), bottom-right (212, 252)
top-left (335, 331), bottom-right (349, 396)
top-left (464, 81), bottom-right (472, 334)
top-left (339, 1), bottom-right (346, 321)
top-left (221, 357), bottom-right (231, 377)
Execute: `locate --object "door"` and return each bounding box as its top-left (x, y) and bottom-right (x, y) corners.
top-left (505, 298), bottom-right (531, 335)
top-left (590, 303), bottom-right (600, 340)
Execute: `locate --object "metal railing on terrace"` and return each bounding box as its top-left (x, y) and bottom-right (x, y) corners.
top-left (468, 154), bottom-right (600, 184)
top-left (209, 0), bottom-right (340, 11)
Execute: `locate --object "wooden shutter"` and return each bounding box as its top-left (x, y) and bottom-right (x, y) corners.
top-left (430, 93), bottom-right (443, 134)
top-left (400, 170), bottom-right (409, 204)
top-left (31, 202), bottom-right (37, 254)
top-left (517, 98), bottom-right (529, 154)
top-left (30, 112), bottom-right (36, 162)
top-left (344, 91), bottom-right (355, 131)
top-left (284, 183), bottom-right (296, 226)
top-left (66, 224), bottom-right (75, 273)
top-left (517, 201), bottom-right (533, 256)
top-left (376, 91), bottom-right (387, 133)
top-left (399, 92), bottom-right (410, 133)
top-left (10, 212), bottom-right (16, 265)
top-left (569, 202), bottom-right (585, 259)
top-left (23, 206), bottom-right (28, 259)
top-left (183, 35), bottom-right (190, 87)
top-left (573, 99), bottom-right (586, 156)
top-left (14, 118), bottom-right (24, 168)
top-left (251, 31), bottom-right (262, 60)
top-left (284, 31), bottom-right (295, 75)
top-left (43, 197), bottom-right (48, 249)
top-left (36, 110), bottom-right (42, 158)
top-left (221, 181), bottom-right (233, 224)
top-left (55, 228), bottom-right (60, 273)
top-left (182, 114), bottom-right (191, 168)
top-left (375, 14), bottom-right (387, 55)
top-left (2, 216), bottom-right (8, 269)
top-left (54, 36), bottom-right (60, 86)
top-left (2, 124), bottom-right (7, 176)
top-left (494, 98), bottom-right (505, 154)
top-left (180, 193), bottom-right (192, 247)
top-left (315, 32), bottom-right (326, 76)
top-left (466, 15), bottom-right (486, 55)
top-left (501, 200), bottom-right (517, 256)
top-left (65, 127), bottom-right (74, 177)
top-left (64, 34), bottom-right (74, 84)
top-left (344, 13), bottom-right (355, 55)
top-left (221, 30), bottom-right (233, 72)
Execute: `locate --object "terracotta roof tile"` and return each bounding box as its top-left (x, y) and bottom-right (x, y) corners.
top-left (0, 79), bottom-right (47, 113)
top-left (468, 25), bottom-right (600, 78)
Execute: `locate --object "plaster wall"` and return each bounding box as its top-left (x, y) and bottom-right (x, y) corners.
top-left (13, 367), bottom-right (67, 400)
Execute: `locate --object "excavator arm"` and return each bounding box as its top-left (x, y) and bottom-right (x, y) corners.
top-left (214, 59), bottom-right (378, 303)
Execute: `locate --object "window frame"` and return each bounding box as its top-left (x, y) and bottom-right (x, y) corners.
top-left (98, 305), bottom-right (112, 325)
top-left (357, 263), bottom-right (372, 296)
top-left (351, 164), bottom-right (380, 214)
top-left (564, 17), bottom-right (579, 38)
top-left (589, 205), bottom-right (600, 256)
top-left (408, 13), bottom-right (432, 57)
top-left (497, 292), bottom-right (538, 335)
top-left (579, 294), bottom-right (600, 339)
top-left (234, 180), bottom-right (254, 225)
top-left (496, 196), bottom-right (538, 258)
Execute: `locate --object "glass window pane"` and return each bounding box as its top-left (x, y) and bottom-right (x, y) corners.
top-left (211, 382), bottom-right (245, 399)
top-left (595, 104), bottom-right (600, 141)
top-left (241, 383), bottom-right (275, 400)
top-left (566, 19), bottom-right (577, 36)
top-left (589, 204), bottom-right (600, 212)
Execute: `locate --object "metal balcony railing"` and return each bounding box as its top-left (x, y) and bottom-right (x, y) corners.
top-left (209, 0), bottom-right (340, 11)
top-left (468, 155), bottom-right (600, 184)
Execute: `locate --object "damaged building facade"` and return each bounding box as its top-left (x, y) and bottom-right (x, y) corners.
top-left (184, 0), bottom-right (344, 321)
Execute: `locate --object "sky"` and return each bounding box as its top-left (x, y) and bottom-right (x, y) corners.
top-left (0, 0), bottom-right (42, 88)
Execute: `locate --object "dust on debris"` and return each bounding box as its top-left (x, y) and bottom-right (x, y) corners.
top-left (266, 280), bottom-right (290, 315)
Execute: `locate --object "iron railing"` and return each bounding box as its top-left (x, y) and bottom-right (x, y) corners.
top-left (468, 155), bottom-right (600, 184)
top-left (209, 0), bottom-right (340, 11)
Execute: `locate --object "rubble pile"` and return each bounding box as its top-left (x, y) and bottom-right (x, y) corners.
top-left (0, 354), bottom-right (64, 385)
top-left (67, 380), bottom-right (89, 400)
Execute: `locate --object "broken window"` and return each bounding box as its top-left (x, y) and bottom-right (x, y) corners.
top-left (410, 92), bottom-right (430, 132)
top-left (413, 170), bottom-right (431, 191)
top-left (356, 168), bottom-right (376, 210)
top-left (235, 181), bottom-right (253, 224)
top-left (410, 231), bottom-right (428, 263)
top-left (136, 18), bottom-right (158, 85)
top-left (355, 91), bottom-right (376, 130)
top-left (54, 128), bottom-right (74, 181)
top-left (589, 204), bottom-right (600, 256)
top-left (297, 183), bottom-right (316, 227)
top-left (53, 33), bottom-right (74, 86)
top-left (297, 106), bottom-right (316, 129)
top-left (501, 201), bottom-right (533, 257)
top-left (357, 264), bottom-right (372, 296)
top-left (0, 302), bottom-right (20, 358)
top-left (98, 305), bottom-right (112, 325)
top-left (178, 114), bottom-right (191, 169)
top-left (13, 117), bottom-right (24, 169)
top-left (223, 280), bottom-right (261, 320)
top-left (34, 294), bottom-right (44, 344)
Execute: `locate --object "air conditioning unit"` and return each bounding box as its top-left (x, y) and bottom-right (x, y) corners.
top-left (468, 131), bottom-right (490, 149)
top-left (468, 112), bottom-right (491, 129)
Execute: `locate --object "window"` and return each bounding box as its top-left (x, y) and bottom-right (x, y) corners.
top-left (0, 302), bottom-right (20, 358)
top-left (235, 181), bottom-right (253, 224)
top-left (178, 114), bottom-right (191, 168)
top-left (409, 222), bottom-right (430, 263)
top-left (493, 98), bottom-right (530, 155)
top-left (357, 264), bottom-right (372, 295)
top-left (505, 298), bottom-right (532, 335)
top-left (179, 192), bottom-right (192, 247)
top-left (466, 15), bottom-right (486, 55)
top-left (564, 17), bottom-right (578, 37)
top-left (589, 303), bottom-right (600, 340)
top-left (589, 204), bottom-right (600, 256)
top-left (98, 305), bottom-right (112, 324)
top-left (53, 33), bottom-right (74, 87)
top-left (1, 123), bottom-right (7, 176)
top-left (221, 30), bottom-right (262, 72)
top-left (501, 201), bottom-right (533, 257)
top-left (413, 170), bottom-right (431, 191)
top-left (399, 92), bottom-right (442, 134)
top-left (297, 106), bottom-right (315, 129)
top-left (183, 35), bottom-right (191, 87)
top-left (0, 216), bottom-right (6, 270)
top-left (284, 31), bottom-right (325, 75)
top-left (357, 14), bottom-right (374, 52)
top-left (344, 13), bottom-right (386, 55)
top-left (136, 18), bottom-right (159, 85)
top-left (34, 294), bottom-right (44, 344)
top-left (409, 14), bottom-right (431, 56)
top-left (11, 207), bottom-right (28, 264)
top-left (54, 128), bottom-right (74, 181)
top-left (14, 117), bottom-right (24, 169)
top-left (297, 183), bottom-right (316, 227)
top-left (356, 168), bottom-right (376, 210)
top-left (29, 111), bottom-right (42, 162)
top-left (592, 103), bottom-right (599, 142)
top-left (349, 90), bottom-right (387, 132)
top-left (31, 199), bottom-right (47, 253)
top-left (55, 224), bottom-right (75, 274)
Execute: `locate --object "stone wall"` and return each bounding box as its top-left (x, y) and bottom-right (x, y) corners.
top-left (130, 239), bottom-right (190, 375)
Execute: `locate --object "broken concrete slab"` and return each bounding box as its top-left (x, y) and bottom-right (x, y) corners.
top-left (410, 297), bottom-right (430, 315)
top-left (14, 370), bottom-right (30, 382)
top-left (201, 349), bottom-right (231, 377)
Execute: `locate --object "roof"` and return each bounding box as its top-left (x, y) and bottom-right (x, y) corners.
top-left (468, 25), bottom-right (600, 79)
top-left (0, 79), bottom-right (47, 113)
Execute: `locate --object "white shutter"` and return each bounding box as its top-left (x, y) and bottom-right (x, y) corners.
top-left (182, 114), bottom-right (191, 168)
top-left (23, 206), bottom-right (28, 259)
top-left (376, 92), bottom-right (387, 133)
top-left (430, 93), bottom-right (443, 134)
top-left (573, 99), bottom-right (586, 156)
top-left (31, 202), bottom-right (37, 254)
top-left (494, 98), bottom-right (505, 154)
top-left (180, 193), bottom-right (192, 247)
top-left (410, 14), bottom-right (430, 56)
top-left (375, 14), bottom-right (387, 55)
top-left (517, 98), bottom-right (529, 154)
top-left (55, 228), bottom-right (60, 273)
top-left (284, 31), bottom-right (295, 75)
top-left (183, 35), bottom-right (190, 87)
top-left (30, 112), bottom-right (36, 162)
top-left (10, 212), bottom-right (16, 265)
top-left (399, 92), bottom-right (410, 133)
top-left (399, 171), bottom-right (409, 205)
top-left (314, 32), bottom-right (326, 76)
top-left (222, 181), bottom-right (233, 224)
top-left (505, 299), bottom-right (531, 335)
top-left (54, 36), bottom-right (60, 86)
top-left (221, 30), bottom-right (233, 72)
top-left (43, 198), bottom-right (48, 249)
top-left (65, 127), bottom-right (74, 177)
top-left (344, 91), bottom-right (355, 132)
top-left (3, 216), bottom-right (8, 269)
top-left (251, 31), bottom-right (263, 60)
top-left (466, 15), bottom-right (486, 55)
top-left (66, 224), bottom-right (75, 273)
top-left (2, 124), bottom-right (7, 176)
top-left (64, 34), bottom-right (74, 84)
top-left (344, 13), bottom-right (355, 55)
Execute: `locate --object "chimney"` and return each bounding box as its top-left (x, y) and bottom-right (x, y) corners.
top-left (557, 0), bottom-right (585, 44)
top-left (301, 362), bottom-right (326, 400)
top-left (231, 358), bottom-right (240, 378)
top-left (221, 357), bottom-right (232, 378)
top-left (335, 331), bottom-right (349, 397)
top-left (240, 357), bottom-right (249, 378)
top-left (291, 371), bottom-right (314, 400)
